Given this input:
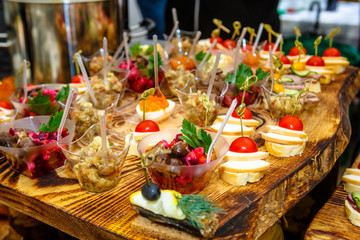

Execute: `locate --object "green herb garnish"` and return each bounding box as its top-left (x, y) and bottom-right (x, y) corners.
top-left (130, 42), bottom-right (142, 56)
top-left (139, 52), bottom-right (163, 79)
top-left (176, 194), bottom-right (224, 229)
top-left (38, 110), bottom-right (64, 132)
top-left (178, 119), bottom-right (212, 153)
top-left (55, 85), bottom-right (70, 102)
top-left (225, 63), bottom-right (268, 89)
top-left (144, 45), bottom-right (154, 56)
top-left (195, 51), bottom-right (211, 62)
top-left (27, 91), bottom-right (50, 105)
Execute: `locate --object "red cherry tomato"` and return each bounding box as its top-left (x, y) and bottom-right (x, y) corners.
top-left (71, 75), bottom-right (84, 84)
top-left (306, 56), bottom-right (325, 66)
top-left (323, 47), bottom-right (341, 57)
top-left (264, 43), bottom-right (278, 52)
top-left (135, 120), bottom-right (160, 132)
top-left (289, 46), bottom-right (307, 56)
top-left (231, 107), bottom-right (252, 119)
top-left (222, 39), bottom-right (237, 50)
top-left (210, 36), bottom-right (223, 45)
top-left (280, 55), bottom-right (291, 65)
top-left (229, 136), bottom-right (258, 153)
top-left (242, 44), bottom-right (253, 53)
top-left (0, 100), bottom-right (13, 110)
top-left (279, 115), bottom-right (303, 131)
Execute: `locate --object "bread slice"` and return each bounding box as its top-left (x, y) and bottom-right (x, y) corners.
top-left (216, 115), bottom-right (260, 127)
top-left (344, 183), bottom-right (360, 193)
top-left (224, 151), bottom-right (269, 162)
top-left (265, 141), bottom-right (306, 157)
top-left (266, 125), bottom-right (308, 139)
top-left (342, 174), bottom-right (360, 186)
top-left (345, 199), bottom-right (360, 227)
top-left (305, 81), bottom-right (322, 94)
top-left (345, 168), bottom-right (360, 177)
top-left (131, 216), bottom-right (199, 240)
top-left (261, 132), bottom-right (306, 145)
top-left (220, 160), bottom-right (270, 173)
top-left (210, 121), bottom-right (254, 136)
top-left (219, 169), bottom-right (265, 186)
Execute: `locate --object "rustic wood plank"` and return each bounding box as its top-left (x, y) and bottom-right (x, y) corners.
top-left (305, 155), bottom-right (360, 240)
top-left (0, 67), bottom-right (359, 239)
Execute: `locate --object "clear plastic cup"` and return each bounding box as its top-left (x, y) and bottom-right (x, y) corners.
top-left (58, 124), bottom-right (133, 193)
top-left (0, 116), bottom-right (75, 178)
top-left (10, 83), bottom-right (66, 117)
top-left (137, 128), bottom-right (229, 194)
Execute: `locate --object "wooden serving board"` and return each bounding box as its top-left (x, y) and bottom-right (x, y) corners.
top-left (0, 67), bottom-right (359, 240)
top-left (305, 155), bottom-right (360, 240)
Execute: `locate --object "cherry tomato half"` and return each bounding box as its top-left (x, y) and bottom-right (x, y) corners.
top-left (278, 115), bottom-right (303, 131)
top-left (0, 100), bottom-right (13, 110)
top-left (231, 107), bottom-right (252, 119)
top-left (229, 136), bottom-right (258, 153)
top-left (222, 39), bottom-right (237, 50)
top-left (71, 75), bottom-right (84, 84)
top-left (280, 55), bottom-right (291, 65)
top-left (264, 43), bottom-right (278, 52)
top-left (135, 120), bottom-right (160, 132)
top-left (323, 47), bottom-right (341, 57)
top-left (289, 46), bottom-right (307, 56)
top-left (210, 36), bottom-right (223, 45)
top-left (306, 56), bottom-right (325, 66)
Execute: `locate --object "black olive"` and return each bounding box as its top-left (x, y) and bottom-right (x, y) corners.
top-left (155, 153), bottom-right (171, 164)
top-left (141, 182), bottom-right (161, 201)
top-left (171, 141), bottom-right (189, 157)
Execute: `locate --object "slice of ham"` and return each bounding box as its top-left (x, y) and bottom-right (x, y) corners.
top-left (347, 193), bottom-right (360, 213)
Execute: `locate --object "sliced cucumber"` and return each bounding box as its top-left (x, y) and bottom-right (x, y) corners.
top-left (352, 192), bottom-right (360, 210)
top-left (284, 88), bottom-right (300, 96)
top-left (290, 66), bottom-right (311, 77)
top-left (281, 76), bottom-right (294, 83)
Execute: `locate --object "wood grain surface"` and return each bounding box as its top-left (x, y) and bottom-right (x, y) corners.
top-left (0, 67), bottom-right (359, 240)
top-left (305, 155), bottom-right (360, 240)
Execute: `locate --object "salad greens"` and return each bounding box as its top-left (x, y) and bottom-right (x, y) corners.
top-left (38, 110), bottom-right (64, 133)
top-left (55, 85), bottom-right (70, 102)
top-left (225, 63), bottom-right (269, 88)
top-left (195, 51), bottom-right (211, 62)
top-left (179, 119), bottom-right (212, 153)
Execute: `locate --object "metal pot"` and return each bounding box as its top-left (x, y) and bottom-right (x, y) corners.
top-left (2, 0), bottom-right (153, 85)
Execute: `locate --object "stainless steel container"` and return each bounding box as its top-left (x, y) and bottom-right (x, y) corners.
top-left (3, 0), bottom-right (127, 85)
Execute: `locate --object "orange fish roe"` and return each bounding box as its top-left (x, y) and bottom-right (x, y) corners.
top-left (139, 95), bottom-right (169, 112)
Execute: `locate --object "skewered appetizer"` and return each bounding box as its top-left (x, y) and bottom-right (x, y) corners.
top-left (345, 192), bottom-right (360, 227)
top-left (0, 101), bottom-right (16, 125)
top-left (287, 27), bottom-right (309, 63)
top-left (219, 136), bottom-right (270, 186)
top-left (343, 168), bottom-right (360, 193)
top-left (261, 116), bottom-right (308, 157)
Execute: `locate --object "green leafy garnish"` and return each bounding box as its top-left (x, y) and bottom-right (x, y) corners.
top-left (144, 45), bottom-right (154, 56)
top-left (178, 119), bottom-right (212, 153)
top-left (225, 63), bottom-right (269, 89)
top-left (195, 51), bottom-right (211, 62)
top-left (148, 52), bottom-right (163, 70)
top-left (139, 52), bottom-right (163, 79)
top-left (27, 91), bottom-right (50, 104)
top-left (38, 110), bottom-right (64, 132)
top-left (130, 42), bottom-right (142, 56)
top-left (176, 194), bottom-right (224, 229)
top-left (55, 85), bottom-right (70, 102)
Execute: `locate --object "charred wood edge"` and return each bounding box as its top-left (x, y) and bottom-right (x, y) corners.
top-left (251, 68), bottom-right (360, 239)
top-left (132, 205), bottom-right (206, 238)
top-left (0, 185), bottom-right (130, 240)
top-left (305, 229), bottom-right (349, 240)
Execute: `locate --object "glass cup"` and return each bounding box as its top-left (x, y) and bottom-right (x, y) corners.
top-left (10, 83), bottom-right (66, 117)
top-left (58, 88), bottom-right (120, 139)
top-left (137, 128), bottom-right (229, 194)
top-left (0, 116), bottom-right (75, 178)
top-left (176, 78), bottom-right (228, 127)
top-left (58, 124), bottom-right (133, 193)
top-left (165, 29), bottom-right (197, 58)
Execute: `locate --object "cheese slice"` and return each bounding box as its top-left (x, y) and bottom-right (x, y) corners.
top-left (261, 132), bottom-right (306, 145)
top-left (217, 115), bottom-right (260, 127)
top-left (210, 121), bottom-right (254, 136)
top-left (219, 169), bottom-right (265, 186)
top-left (344, 182), bottom-right (360, 193)
top-left (220, 160), bottom-right (270, 173)
top-left (224, 151), bottom-right (269, 162)
top-left (345, 168), bottom-right (360, 177)
top-left (342, 174), bottom-right (360, 186)
top-left (266, 125), bottom-right (308, 139)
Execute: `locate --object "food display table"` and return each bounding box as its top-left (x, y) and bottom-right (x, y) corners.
top-left (0, 67), bottom-right (359, 239)
top-left (305, 154), bottom-right (360, 240)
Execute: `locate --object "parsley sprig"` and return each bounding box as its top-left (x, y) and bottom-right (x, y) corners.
top-left (178, 119), bottom-right (212, 153)
top-left (55, 85), bottom-right (70, 102)
top-left (195, 51), bottom-right (211, 62)
top-left (38, 110), bottom-right (64, 132)
top-left (225, 63), bottom-right (269, 88)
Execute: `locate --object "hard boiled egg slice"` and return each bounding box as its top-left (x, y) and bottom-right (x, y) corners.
top-left (136, 100), bottom-right (175, 123)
